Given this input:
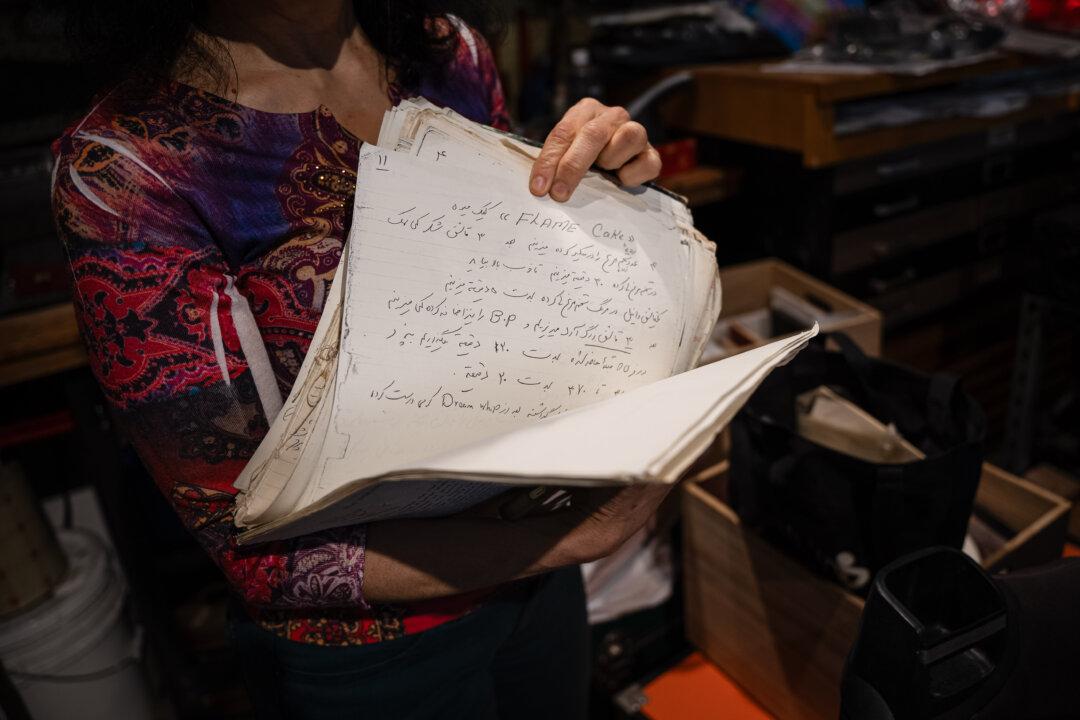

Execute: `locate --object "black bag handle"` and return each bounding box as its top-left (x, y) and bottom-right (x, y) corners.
top-left (871, 466), bottom-right (908, 568)
top-left (828, 332), bottom-right (874, 376)
top-left (728, 418), bottom-right (759, 521)
top-left (821, 333), bottom-right (967, 448)
top-left (794, 333), bottom-right (919, 436)
top-left (927, 374), bottom-right (960, 440)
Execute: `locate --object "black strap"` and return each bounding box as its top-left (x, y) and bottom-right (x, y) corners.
top-left (815, 333), bottom-right (915, 432)
top-left (829, 332), bottom-right (875, 378)
top-left (926, 374), bottom-right (960, 440)
top-left (871, 466), bottom-right (907, 567)
top-left (728, 418), bottom-right (759, 521)
top-left (768, 453), bottom-right (804, 488)
top-left (822, 333), bottom-right (970, 447)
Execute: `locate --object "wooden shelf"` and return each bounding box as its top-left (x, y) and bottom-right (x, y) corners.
top-left (684, 55), bottom-right (1025, 104)
top-left (0, 302), bottom-right (87, 387)
top-left (662, 53), bottom-right (1080, 167)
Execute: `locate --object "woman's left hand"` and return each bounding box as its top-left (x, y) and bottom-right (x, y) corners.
top-left (529, 98), bottom-right (662, 202)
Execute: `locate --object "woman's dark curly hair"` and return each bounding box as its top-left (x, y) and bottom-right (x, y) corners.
top-left (60, 1), bottom-right (502, 94)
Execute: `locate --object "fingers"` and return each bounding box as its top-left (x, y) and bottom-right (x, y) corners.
top-left (530, 98), bottom-right (661, 201)
top-left (529, 98), bottom-right (601, 199)
top-left (596, 121), bottom-right (648, 170)
top-left (616, 146), bottom-right (662, 187)
top-left (548, 106), bottom-right (629, 201)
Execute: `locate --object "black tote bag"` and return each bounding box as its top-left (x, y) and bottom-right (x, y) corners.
top-left (729, 333), bottom-right (986, 594)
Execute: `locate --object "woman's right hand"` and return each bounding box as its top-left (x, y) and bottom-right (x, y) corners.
top-left (363, 483), bottom-right (675, 604)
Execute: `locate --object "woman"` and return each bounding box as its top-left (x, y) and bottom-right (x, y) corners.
top-left (54, 2), bottom-right (667, 718)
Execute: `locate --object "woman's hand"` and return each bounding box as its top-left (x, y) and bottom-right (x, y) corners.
top-left (529, 98), bottom-right (662, 202)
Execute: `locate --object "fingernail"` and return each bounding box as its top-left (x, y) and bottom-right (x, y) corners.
top-left (531, 175), bottom-right (547, 194)
top-left (551, 181), bottom-right (569, 201)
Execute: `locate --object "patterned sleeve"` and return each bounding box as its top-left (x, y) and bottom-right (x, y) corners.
top-left (53, 132), bottom-right (368, 610)
top-left (442, 16), bottom-right (510, 131)
top-left (470, 26), bottom-right (510, 131)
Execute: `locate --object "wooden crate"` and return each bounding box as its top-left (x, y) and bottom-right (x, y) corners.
top-left (1026, 464), bottom-right (1080, 543)
top-left (712, 259), bottom-right (882, 358)
top-left (681, 460), bottom-right (1070, 720)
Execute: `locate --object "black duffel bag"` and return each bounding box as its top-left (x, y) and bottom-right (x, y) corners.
top-left (729, 333), bottom-right (986, 594)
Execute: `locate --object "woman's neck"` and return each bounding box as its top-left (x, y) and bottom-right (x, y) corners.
top-left (183, 0), bottom-right (392, 142)
top-left (201, 0), bottom-right (358, 70)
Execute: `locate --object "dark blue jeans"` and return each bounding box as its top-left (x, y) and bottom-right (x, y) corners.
top-left (228, 566), bottom-right (589, 720)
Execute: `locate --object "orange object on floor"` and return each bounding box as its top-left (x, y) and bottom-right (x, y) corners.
top-left (1064, 542), bottom-right (1080, 558)
top-left (640, 652), bottom-right (774, 719)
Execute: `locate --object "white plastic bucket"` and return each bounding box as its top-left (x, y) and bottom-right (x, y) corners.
top-left (0, 529), bottom-right (154, 720)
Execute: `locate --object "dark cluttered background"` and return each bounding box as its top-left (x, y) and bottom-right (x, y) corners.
top-left (1, 1), bottom-right (1079, 719)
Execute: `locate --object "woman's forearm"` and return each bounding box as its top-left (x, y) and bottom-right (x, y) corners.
top-left (362, 514), bottom-right (583, 603)
top-left (362, 483), bottom-right (672, 603)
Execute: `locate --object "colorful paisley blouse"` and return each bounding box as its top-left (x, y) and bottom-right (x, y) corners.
top-left (52, 25), bottom-right (509, 645)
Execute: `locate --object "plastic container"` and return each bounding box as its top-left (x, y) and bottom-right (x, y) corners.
top-left (841, 546), bottom-right (1008, 720)
top-left (0, 529), bottom-right (154, 720)
top-left (0, 461), bottom-right (67, 615)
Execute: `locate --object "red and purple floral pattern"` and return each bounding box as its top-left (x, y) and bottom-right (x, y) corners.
top-left (53, 25), bottom-right (508, 645)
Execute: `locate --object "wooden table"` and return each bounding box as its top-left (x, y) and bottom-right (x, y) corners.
top-left (0, 302), bottom-right (86, 387)
top-left (663, 54), bottom-right (1080, 167)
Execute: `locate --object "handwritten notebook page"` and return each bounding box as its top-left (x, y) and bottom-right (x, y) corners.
top-left (235, 131), bottom-right (716, 527)
top-left (314, 147), bottom-right (692, 495)
top-left (384, 105), bottom-right (721, 374)
top-left (237, 124), bottom-right (559, 522)
top-left (235, 100), bottom-right (733, 539)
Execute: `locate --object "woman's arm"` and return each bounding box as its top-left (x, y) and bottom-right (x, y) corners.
top-left (54, 132), bottom-right (374, 611)
top-left (363, 484), bottom-right (673, 603)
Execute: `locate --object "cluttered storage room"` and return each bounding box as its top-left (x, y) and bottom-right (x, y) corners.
top-left (2, 0), bottom-right (1080, 718)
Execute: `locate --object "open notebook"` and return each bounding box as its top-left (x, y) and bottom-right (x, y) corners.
top-left (233, 99), bottom-right (816, 544)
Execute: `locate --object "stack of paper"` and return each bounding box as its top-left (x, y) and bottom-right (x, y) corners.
top-left (233, 99), bottom-right (815, 544)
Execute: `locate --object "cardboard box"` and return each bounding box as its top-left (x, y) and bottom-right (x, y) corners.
top-left (704, 259), bottom-right (882, 362)
top-left (681, 460), bottom-right (1070, 720)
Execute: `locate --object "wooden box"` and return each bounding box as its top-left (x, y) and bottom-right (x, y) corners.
top-left (705, 259), bottom-right (882, 361)
top-left (681, 460), bottom-right (1070, 720)
top-left (1025, 464), bottom-right (1080, 543)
